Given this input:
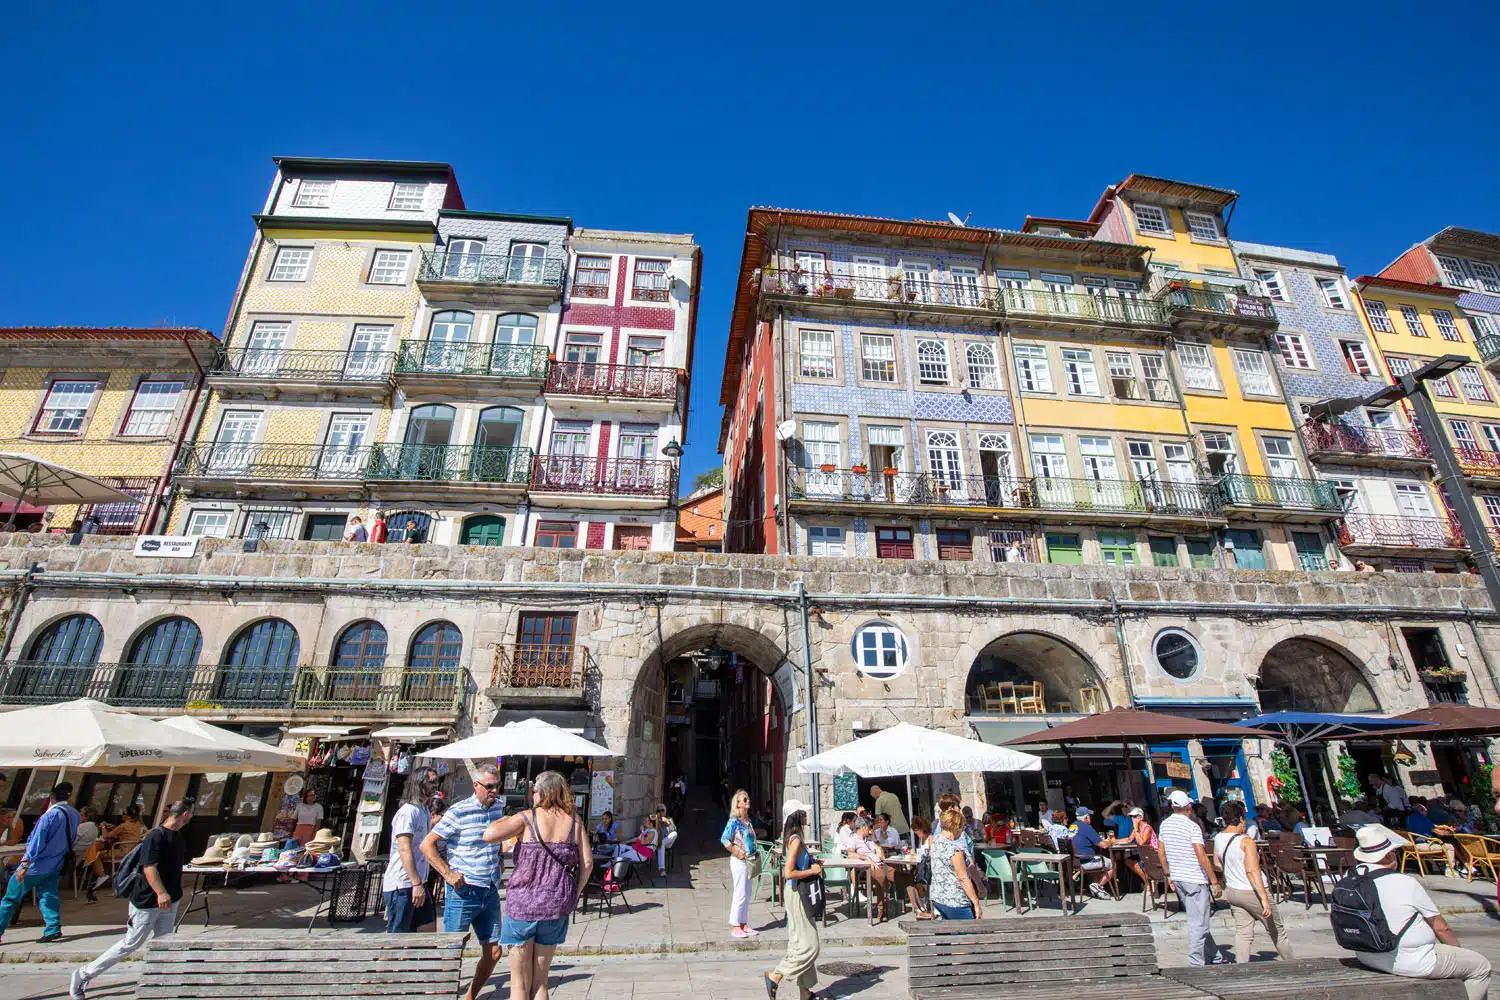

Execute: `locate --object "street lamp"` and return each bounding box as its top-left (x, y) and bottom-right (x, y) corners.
top-left (660, 438), bottom-right (683, 459)
top-left (1307, 353), bottom-right (1500, 608)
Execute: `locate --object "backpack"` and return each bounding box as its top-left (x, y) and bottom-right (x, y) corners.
top-left (112, 841), bottom-right (145, 898)
top-left (1330, 867), bottom-right (1420, 953)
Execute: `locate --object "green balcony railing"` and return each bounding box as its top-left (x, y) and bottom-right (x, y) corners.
top-left (1214, 474), bottom-right (1342, 512)
top-left (1477, 333), bottom-right (1500, 363)
top-left (1163, 287), bottom-right (1278, 323)
top-left (294, 668), bottom-right (468, 715)
top-left (365, 444), bottom-right (532, 484)
top-left (394, 341), bottom-right (550, 379)
top-left (175, 442), bottom-right (372, 481)
top-left (997, 287), bottom-right (1168, 327)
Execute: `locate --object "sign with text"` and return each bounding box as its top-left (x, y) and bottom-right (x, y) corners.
top-left (133, 535), bottom-right (199, 558)
top-left (832, 771), bottom-right (859, 811)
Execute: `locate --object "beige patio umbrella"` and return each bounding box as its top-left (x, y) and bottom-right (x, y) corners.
top-left (0, 452), bottom-right (136, 529)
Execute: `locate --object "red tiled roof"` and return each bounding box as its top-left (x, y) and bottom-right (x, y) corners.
top-left (1353, 275), bottom-right (1461, 297)
top-left (0, 326), bottom-right (219, 344)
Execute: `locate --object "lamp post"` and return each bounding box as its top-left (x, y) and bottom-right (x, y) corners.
top-left (1308, 353), bottom-right (1500, 610)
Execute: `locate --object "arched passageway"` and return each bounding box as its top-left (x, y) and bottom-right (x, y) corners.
top-left (965, 631), bottom-right (1108, 716)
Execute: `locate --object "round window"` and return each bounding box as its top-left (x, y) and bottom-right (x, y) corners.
top-left (851, 622), bottom-right (909, 680)
top-left (1153, 629), bottom-right (1201, 680)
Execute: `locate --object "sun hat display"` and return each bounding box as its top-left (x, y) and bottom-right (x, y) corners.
top-left (281, 838), bottom-right (303, 853)
top-left (296, 853), bottom-right (318, 868)
top-left (191, 835), bottom-right (235, 866)
top-left (273, 851), bottom-right (301, 871)
top-left (314, 852), bottom-right (340, 870)
top-left (250, 831), bottom-right (280, 848)
top-left (303, 827), bottom-right (341, 852)
top-left (261, 847), bottom-right (280, 864)
top-left (1353, 824), bottom-right (1410, 864)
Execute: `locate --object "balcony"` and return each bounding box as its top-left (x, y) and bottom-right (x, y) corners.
top-left (416, 250), bottom-right (565, 298)
top-left (996, 287), bottom-right (1168, 329)
top-left (1213, 474), bottom-right (1343, 518)
top-left (293, 668), bottom-right (468, 718)
top-left (365, 444), bottom-right (532, 493)
top-left (1300, 422), bottom-right (1430, 468)
top-left (210, 349), bottom-right (394, 401)
top-left (1478, 333), bottom-right (1500, 367)
top-left (488, 644), bottom-right (599, 706)
top-left (174, 442), bottom-right (372, 495)
top-left (1028, 476), bottom-right (1217, 519)
top-left (1457, 447), bottom-right (1500, 484)
top-left (393, 341), bottom-right (549, 390)
top-left (1337, 513), bottom-right (1466, 553)
top-left (1160, 286), bottom-right (1278, 332)
top-left (528, 456), bottom-right (676, 508)
top-left (544, 361), bottom-right (681, 415)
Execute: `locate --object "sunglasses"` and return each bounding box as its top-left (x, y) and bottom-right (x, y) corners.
top-left (476, 782), bottom-right (501, 792)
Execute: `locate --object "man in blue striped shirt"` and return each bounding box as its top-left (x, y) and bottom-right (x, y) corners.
top-left (422, 763), bottom-right (505, 1000)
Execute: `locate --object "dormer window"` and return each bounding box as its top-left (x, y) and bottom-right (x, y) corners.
top-left (1184, 211), bottom-right (1222, 241)
top-left (293, 179), bottom-right (334, 208)
top-left (1133, 203), bottom-right (1171, 235)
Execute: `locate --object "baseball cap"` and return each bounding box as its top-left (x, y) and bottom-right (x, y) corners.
top-left (1128, 807), bottom-right (1144, 818)
top-left (1168, 790), bottom-right (1193, 809)
top-left (1074, 806), bottom-right (1092, 818)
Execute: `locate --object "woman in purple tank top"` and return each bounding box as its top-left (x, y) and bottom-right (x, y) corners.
top-left (483, 771), bottom-right (593, 1000)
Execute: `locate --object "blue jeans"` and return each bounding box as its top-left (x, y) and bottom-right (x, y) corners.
top-left (933, 901), bottom-right (974, 920)
top-left (442, 882), bottom-right (500, 944)
top-left (384, 887), bottom-right (434, 933)
top-left (0, 869), bottom-right (62, 937)
top-left (500, 914), bottom-right (569, 947)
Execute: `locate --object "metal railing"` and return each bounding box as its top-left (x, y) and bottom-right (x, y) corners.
top-left (1457, 447), bottom-right (1500, 479)
top-left (787, 469), bottom-right (1215, 515)
top-left (175, 442), bottom-right (373, 481)
top-left (996, 287), bottom-right (1168, 326)
top-left (1300, 422), bottom-right (1430, 461)
top-left (1214, 474), bottom-right (1342, 512)
top-left (394, 341), bottom-right (549, 379)
top-left (294, 668), bottom-right (468, 714)
top-left (418, 250), bottom-right (565, 288)
top-left (1477, 333), bottom-right (1500, 363)
top-left (1338, 513), bottom-right (1465, 550)
top-left (1162, 287), bottom-right (1277, 323)
top-left (545, 362), bottom-right (680, 399)
top-left (529, 456), bottom-right (676, 497)
top-left (366, 444), bottom-right (533, 484)
top-left (204, 666), bottom-right (298, 708)
top-left (1028, 476), bottom-right (1217, 515)
top-left (491, 644), bottom-right (594, 689)
top-left (214, 348), bottom-right (394, 382)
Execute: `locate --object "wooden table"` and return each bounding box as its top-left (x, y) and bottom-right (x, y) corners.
top-left (177, 863), bottom-right (358, 932)
top-left (1106, 842), bottom-right (1139, 900)
top-left (1011, 851), bottom-right (1077, 915)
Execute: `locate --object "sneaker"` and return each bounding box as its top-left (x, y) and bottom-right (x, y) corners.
top-left (1088, 883), bottom-right (1110, 899)
top-left (70, 969), bottom-right (88, 1000)
top-left (744, 927), bottom-right (760, 936)
top-left (39, 932), bottom-right (63, 943)
top-left (731, 928), bottom-right (749, 938)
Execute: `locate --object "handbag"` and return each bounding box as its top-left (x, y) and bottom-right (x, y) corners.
top-left (914, 852), bottom-right (932, 885)
top-left (794, 873), bottom-right (826, 921)
top-left (745, 849), bottom-right (762, 881)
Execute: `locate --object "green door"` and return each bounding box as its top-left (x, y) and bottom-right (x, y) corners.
top-left (1186, 537), bottom-right (1216, 568)
top-left (461, 515), bottom-right (506, 546)
top-left (1292, 531), bottom-right (1329, 571)
top-left (1045, 532), bottom-right (1083, 564)
top-left (1227, 529), bottom-right (1265, 569)
top-left (1149, 536), bottom-right (1180, 567)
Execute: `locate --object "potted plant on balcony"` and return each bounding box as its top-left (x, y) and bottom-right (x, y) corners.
top-left (833, 281), bottom-right (855, 300)
top-left (819, 463), bottom-right (837, 473)
top-left (851, 463), bottom-right (869, 474)
top-left (887, 273), bottom-right (905, 301)
top-left (881, 466), bottom-right (899, 477)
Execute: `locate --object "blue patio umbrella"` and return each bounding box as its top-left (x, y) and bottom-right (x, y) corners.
top-left (1236, 712), bottom-right (1434, 824)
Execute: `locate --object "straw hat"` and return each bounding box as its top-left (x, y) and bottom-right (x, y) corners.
top-left (250, 831), bottom-right (280, 848)
top-left (303, 828), bottom-right (341, 853)
top-left (192, 835), bottom-right (235, 866)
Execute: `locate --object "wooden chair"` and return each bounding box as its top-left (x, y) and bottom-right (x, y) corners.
top-left (1400, 834), bottom-right (1449, 876)
top-left (1079, 686), bottom-right (1106, 714)
top-left (981, 682), bottom-right (1008, 714)
top-left (996, 680), bottom-right (1019, 714)
top-left (1137, 846), bottom-right (1176, 914)
top-left (1454, 834), bottom-right (1500, 882)
top-left (1016, 681), bottom-right (1045, 714)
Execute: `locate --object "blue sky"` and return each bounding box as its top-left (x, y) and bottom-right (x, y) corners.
top-left (3, 5), bottom-right (1498, 485)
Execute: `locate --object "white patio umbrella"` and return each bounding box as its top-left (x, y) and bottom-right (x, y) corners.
top-left (798, 722), bottom-right (1043, 843)
top-left (0, 699), bottom-right (232, 770)
top-left (159, 715), bottom-right (304, 770)
top-left (422, 717), bottom-right (617, 759)
top-left (0, 453), bottom-right (136, 529)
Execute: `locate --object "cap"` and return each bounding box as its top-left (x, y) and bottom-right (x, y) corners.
top-left (1128, 807), bottom-right (1144, 818)
top-left (1168, 790), bottom-right (1193, 809)
top-left (1074, 806), bottom-right (1092, 818)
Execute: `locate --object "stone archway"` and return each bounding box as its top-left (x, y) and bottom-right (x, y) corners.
top-left (1257, 637), bottom-right (1380, 714)
top-left (965, 631), bottom-right (1110, 715)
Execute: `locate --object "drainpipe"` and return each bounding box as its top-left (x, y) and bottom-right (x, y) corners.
top-left (1110, 596), bottom-right (1138, 707)
top-left (796, 581), bottom-right (821, 834)
top-left (0, 562), bottom-right (41, 664)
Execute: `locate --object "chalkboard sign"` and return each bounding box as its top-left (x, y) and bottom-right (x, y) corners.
top-left (833, 771), bottom-right (859, 811)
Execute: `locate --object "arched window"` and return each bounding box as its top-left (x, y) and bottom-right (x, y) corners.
top-left (215, 619), bottom-right (300, 707)
top-left (394, 405), bottom-right (456, 480)
top-left (494, 314), bottom-right (538, 345)
top-left (404, 621), bottom-right (463, 707)
top-left (385, 510), bottom-right (433, 543)
top-left (490, 315), bottom-right (539, 375)
top-left (114, 617), bottom-right (202, 707)
top-left (424, 312), bottom-right (473, 371)
top-left (471, 406), bottom-right (525, 481)
top-left (328, 620), bottom-right (388, 703)
top-left (8, 614), bottom-right (102, 702)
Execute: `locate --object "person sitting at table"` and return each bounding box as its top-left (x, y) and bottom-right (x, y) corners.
top-left (1405, 799), bottom-right (1460, 874)
top-left (0, 805), bottom-right (22, 846)
top-left (1255, 804), bottom-right (1282, 834)
top-left (1449, 799), bottom-right (1478, 835)
top-left (835, 812), bottom-right (858, 851)
top-left (843, 817), bottom-right (895, 922)
top-left (1116, 806), bottom-right (1158, 892)
top-left (1427, 797), bottom-right (1454, 826)
top-left (74, 807), bottom-right (100, 902)
top-left (1044, 809), bottom-right (1072, 849)
top-left (85, 805), bottom-right (145, 894)
top-left (1277, 805), bottom-right (1306, 839)
top-left (983, 812), bottom-right (1012, 846)
top-left (594, 811), bottom-right (619, 844)
top-left (902, 815), bottom-right (935, 919)
top-left (1071, 807), bottom-right (1117, 900)
top-left (873, 813), bottom-right (902, 850)
top-left (1339, 798), bottom-right (1381, 827)
top-left (960, 806), bottom-right (980, 841)
top-left (651, 805), bottom-right (679, 875)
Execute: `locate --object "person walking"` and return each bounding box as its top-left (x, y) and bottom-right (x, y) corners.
top-left (1158, 789), bottom-right (1221, 966)
top-left (69, 799), bottom-right (192, 999)
top-left (383, 768), bottom-right (437, 933)
top-left (482, 771), bottom-right (592, 1000)
top-left (652, 805), bottom-right (678, 876)
top-left (764, 803), bottom-right (822, 1000)
top-left (421, 764), bottom-right (506, 1000)
top-left (722, 788), bottom-right (757, 938)
top-left (928, 808), bottom-right (982, 920)
top-left (1213, 800), bottom-right (1291, 962)
top-left (0, 782), bottom-right (79, 945)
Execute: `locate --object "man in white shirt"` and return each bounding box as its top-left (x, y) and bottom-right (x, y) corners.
top-left (1157, 789), bottom-right (1221, 967)
top-left (1372, 775), bottom-right (1411, 825)
top-left (1348, 824), bottom-right (1490, 1000)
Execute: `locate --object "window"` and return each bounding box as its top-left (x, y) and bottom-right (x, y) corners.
top-left (495, 314), bottom-right (539, 347)
top-left (1395, 481), bottom-right (1436, 518)
top-left (1472, 261), bottom-right (1500, 294)
top-left (1450, 420), bottom-right (1479, 451)
top-left (242, 509), bottom-right (296, 540)
top-left (507, 242), bottom-right (548, 282)
top-left (1149, 536), bottom-right (1179, 567)
top-left (1262, 436), bottom-right (1300, 479)
top-left (1013, 345), bottom-right (1053, 393)
top-left (860, 334), bottom-right (897, 382)
top-left (1365, 299), bottom-right (1394, 332)
top-left (1061, 349), bottom-right (1101, 395)
top-left (965, 342), bottom-right (1000, 389)
top-left (852, 254), bottom-right (886, 297)
top-left (1253, 269), bottom-right (1287, 301)
top-left (1400, 305), bottom-right (1426, 337)
top-left (916, 339), bottom-right (950, 384)
top-left (798, 329), bottom-right (835, 378)
top-left (1133, 203), bottom-right (1171, 235)
top-left (292, 179), bottom-right (333, 207)
top-left (625, 335), bottom-right (664, 367)
top-left (950, 266), bottom-right (982, 307)
top-left (1045, 532), bottom-right (1083, 565)
top-left (409, 621), bottom-right (463, 673)
top-left (1434, 309), bottom-right (1463, 342)
top-left (807, 525), bottom-right (845, 556)
top-left (632, 258), bottom-right (671, 302)
top-left (925, 430), bottom-right (963, 487)
top-left (1176, 342), bottom-right (1219, 389)
top-left (347, 324), bottom-right (393, 376)
top-left (1186, 537), bottom-right (1215, 568)
top-left (1233, 349), bottom-right (1276, 395)
top-left (1201, 431), bottom-right (1237, 476)
top-left (368, 249), bottom-right (410, 284)
top-left (1437, 255), bottom-right (1471, 288)
top-left (1184, 211), bottom-right (1221, 241)
top-left (1459, 366), bottom-right (1493, 402)
top-left (535, 521), bottom-right (578, 548)
top-left (936, 528), bottom-right (972, 561)
top-left (334, 621), bottom-right (388, 671)
top-left (852, 622), bottom-right (909, 679)
top-left (1106, 351), bottom-right (1139, 399)
top-left (1153, 629), bottom-right (1201, 680)
top-left (1127, 440), bottom-right (1156, 483)
top-left (26, 613), bottom-right (103, 666)
top-left (1431, 372), bottom-right (1458, 398)
top-left (1029, 433), bottom-right (1067, 479)
top-left (268, 246), bottom-right (312, 281)
top-left (1341, 341), bottom-right (1374, 376)
top-left (121, 380), bottom-right (182, 437)
top-left (35, 380), bottom-right (97, 434)
top-left (900, 261), bottom-right (934, 303)
top-left (1099, 531), bottom-right (1137, 566)
top-left (1386, 356), bottom-right (1415, 378)
top-left (127, 617), bottom-right (202, 671)
top-left (1140, 353), bottom-right (1174, 401)
top-left (1317, 277), bottom-right (1348, 309)
top-left (1079, 436), bottom-right (1120, 483)
top-left (1471, 314), bottom-right (1497, 340)
top-left (562, 332), bottom-right (600, 363)
top-left (389, 182), bottom-right (424, 210)
top-left (794, 250), bottom-right (828, 292)
top-left (1271, 333), bottom-right (1311, 370)
top-left (867, 424), bottom-right (905, 473)
top-left (1327, 478), bottom-right (1361, 511)
top-left (573, 255), bottom-right (611, 297)
top-left (1292, 531), bottom-right (1329, 571)
top-left (1485, 495), bottom-right (1500, 528)
top-left (875, 526), bottom-right (914, 560)
top-left (185, 509), bottom-right (231, 538)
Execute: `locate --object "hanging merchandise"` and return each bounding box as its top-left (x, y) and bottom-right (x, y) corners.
top-left (350, 744), bottom-right (371, 767)
top-left (395, 750), bottom-right (412, 775)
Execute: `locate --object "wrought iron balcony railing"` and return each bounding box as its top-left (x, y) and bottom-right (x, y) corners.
top-left (1162, 287), bottom-right (1278, 323)
top-left (545, 361), bottom-right (680, 399)
top-left (294, 668), bottom-right (468, 714)
top-left (214, 348), bottom-right (395, 382)
top-left (1300, 422), bottom-right (1430, 462)
top-left (394, 341), bottom-right (549, 379)
top-left (996, 287), bottom-right (1168, 326)
top-left (1, 661), bottom-right (113, 704)
top-left (366, 444), bottom-right (533, 484)
top-left (1028, 476), bottom-right (1217, 515)
top-left (418, 250), bottom-right (565, 288)
top-left (491, 644), bottom-right (595, 689)
top-left (1477, 333), bottom-right (1500, 363)
top-left (1457, 446), bottom-right (1500, 479)
top-left (1214, 474), bottom-right (1342, 512)
top-left (787, 469), bottom-right (1216, 516)
top-left (175, 442), bottom-right (373, 481)
top-left (1338, 513), bottom-right (1465, 550)
top-left (530, 456), bottom-right (676, 498)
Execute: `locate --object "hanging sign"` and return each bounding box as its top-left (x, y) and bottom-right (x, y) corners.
top-left (832, 772), bottom-right (859, 811)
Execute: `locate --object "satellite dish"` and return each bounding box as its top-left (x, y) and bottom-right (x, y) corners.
top-left (775, 419), bottom-right (797, 441)
top-left (947, 212), bottom-right (965, 227)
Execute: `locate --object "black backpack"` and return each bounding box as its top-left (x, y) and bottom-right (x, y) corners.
top-left (1330, 867), bottom-right (1420, 953)
top-left (112, 841), bottom-right (145, 899)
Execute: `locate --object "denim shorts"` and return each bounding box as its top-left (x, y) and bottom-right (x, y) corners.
top-left (384, 887), bottom-right (435, 933)
top-left (933, 901), bottom-right (975, 920)
top-left (442, 882), bottom-right (501, 943)
top-left (499, 913), bottom-right (570, 947)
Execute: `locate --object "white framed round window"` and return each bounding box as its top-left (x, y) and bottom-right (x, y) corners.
top-left (852, 621), bottom-right (909, 679)
top-left (1153, 628), bottom-right (1202, 681)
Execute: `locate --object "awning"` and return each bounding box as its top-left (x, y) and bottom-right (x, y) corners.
top-left (1134, 697), bottom-right (1261, 722)
top-left (491, 708), bottom-right (592, 734)
top-left (371, 725), bottom-right (451, 742)
top-left (286, 725), bottom-right (368, 739)
top-left (969, 718), bottom-right (1054, 746)
top-left (0, 501), bottom-right (46, 515)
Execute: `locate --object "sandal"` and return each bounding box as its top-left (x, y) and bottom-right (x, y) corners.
top-left (764, 973), bottom-right (778, 999)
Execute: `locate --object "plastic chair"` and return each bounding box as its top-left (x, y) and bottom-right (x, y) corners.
top-left (816, 854), bottom-right (854, 927)
top-left (753, 844), bottom-right (777, 900)
top-left (981, 849), bottom-right (1027, 911)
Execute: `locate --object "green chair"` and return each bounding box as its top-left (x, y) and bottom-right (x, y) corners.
top-left (981, 849), bottom-right (1028, 912)
top-left (753, 844), bottom-right (777, 901)
top-left (815, 853), bottom-right (854, 927)
top-left (1020, 858), bottom-right (1063, 911)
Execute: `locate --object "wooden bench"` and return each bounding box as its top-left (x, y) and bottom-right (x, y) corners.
top-left (137, 931), bottom-right (469, 999)
top-left (1161, 957), bottom-right (1468, 999)
top-left (903, 913), bottom-right (1216, 999)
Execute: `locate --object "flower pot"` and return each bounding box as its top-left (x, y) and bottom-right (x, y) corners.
top-left (881, 468), bottom-right (899, 476)
top-left (819, 464), bottom-right (837, 473)
top-left (833, 286), bottom-right (855, 300)
top-left (850, 465), bottom-right (869, 474)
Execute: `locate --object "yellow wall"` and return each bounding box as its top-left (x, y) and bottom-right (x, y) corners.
top-left (1356, 287), bottom-right (1494, 427)
top-left (1124, 203), bottom-right (1240, 273)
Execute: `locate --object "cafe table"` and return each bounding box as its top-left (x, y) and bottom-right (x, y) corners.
top-left (1105, 842), bottom-right (1139, 900)
top-left (1010, 851), bottom-right (1076, 915)
top-left (817, 854), bottom-right (919, 924)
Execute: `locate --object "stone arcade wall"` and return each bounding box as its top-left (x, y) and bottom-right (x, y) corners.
top-left (2, 534), bottom-right (1497, 824)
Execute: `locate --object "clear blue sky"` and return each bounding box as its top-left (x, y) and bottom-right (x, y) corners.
top-left (3, 5), bottom-right (1498, 485)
